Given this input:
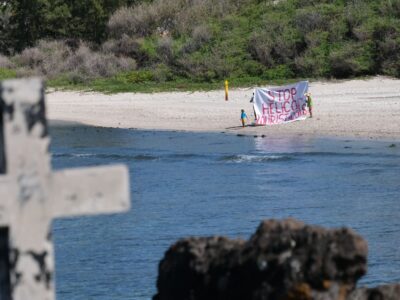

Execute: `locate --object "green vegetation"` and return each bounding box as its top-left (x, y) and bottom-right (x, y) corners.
top-left (0, 68), bottom-right (17, 81)
top-left (1, 0), bottom-right (400, 92)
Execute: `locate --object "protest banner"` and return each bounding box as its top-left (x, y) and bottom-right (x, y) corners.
top-left (253, 81), bottom-right (309, 125)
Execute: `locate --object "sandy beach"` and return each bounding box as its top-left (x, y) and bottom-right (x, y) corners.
top-left (47, 77), bottom-right (400, 140)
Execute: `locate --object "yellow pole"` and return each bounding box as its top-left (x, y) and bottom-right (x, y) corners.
top-left (224, 80), bottom-right (229, 101)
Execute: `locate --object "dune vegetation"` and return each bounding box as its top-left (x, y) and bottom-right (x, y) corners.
top-left (0, 0), bottom-right (399, 92)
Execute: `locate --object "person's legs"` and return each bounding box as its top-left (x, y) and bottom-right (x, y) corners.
top-left (241, 118), bottom-right (245, 127)
top-left (309, 106), bottom-right (313, 118)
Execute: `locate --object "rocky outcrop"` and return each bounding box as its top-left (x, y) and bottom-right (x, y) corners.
top-left (153, 219), bottom-right (368, 300)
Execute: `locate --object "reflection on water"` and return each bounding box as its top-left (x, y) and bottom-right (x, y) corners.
top-left (50, 125), bottom-right (400, 300)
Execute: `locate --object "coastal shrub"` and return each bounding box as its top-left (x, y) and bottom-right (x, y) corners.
top-left (178, 48), bottom-right (235, 81)
top-left (249, 20), bottom-right (301, 68)
top-left (107, 0), bottom-right (252, 39)
top-left (102, 34), bottom-right (141, 58)
top-left (263, 65), bottom-right (294, 80)
top-left (192, 25), bottom-right (212, 45)
top-left (345, 1), bottom-right (373, 38)
top-left (116, 70), bottom-right (154, 83)
top-left (181, 25), bottom-right (213, 54)
top-left (378, 37), bottom-right (400, 77)
top-left (108, 5), bottom-right (155, 38)
top-left (294, 9), bottom-right (326, 34)
top-left (380, 0), bottom-right (400, 18)
top-left (11, 40), bottom-right (136, 81)
top-left (108, 1), bottom-right (182, 39)
top-left (65, 44), bottom-right (136, 79)
top-left (0, 55), bottom-right (14, 68)
top-left (152, 63), bottom-right (175, 82)
top-left (15, 67), bottom-right (38, 78)
top-left (14, 47), bottom-right (44, 69)
top-left (295, 52), bottom-right (331, 78)
top-left (329, 42), bottom-right (374, 78)
top-left (248, 36), bottom-right (274, 67)
top-left (13, 40), bottom-right (71, 77)
top-left (293, 30), bottom-right (331, 77)
top-left (370, 19), bottom-right (400, 77)
top-left (139, 38), bottom-right (158, 62)
top-left (156, 37), bottom-right (174, 64)
top-left (242, 60), bottom-right (265, 77)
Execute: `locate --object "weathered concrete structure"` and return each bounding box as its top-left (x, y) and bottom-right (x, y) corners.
top-left (0, 78), bottom-right (130, 300)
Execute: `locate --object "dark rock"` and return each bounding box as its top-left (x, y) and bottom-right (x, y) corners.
top-left (153, 219), bottom-right (368, 300)
top-left (348, 284), bottom-right (400, 300)
top-left (153, 236), bottom-right (244, 300)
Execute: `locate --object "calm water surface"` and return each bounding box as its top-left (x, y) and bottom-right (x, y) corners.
top-left (50, 125), bottom-right (400, 300)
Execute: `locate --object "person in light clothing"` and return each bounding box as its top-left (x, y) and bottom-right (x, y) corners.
top-left (250, 92), bottom-right (257, 121)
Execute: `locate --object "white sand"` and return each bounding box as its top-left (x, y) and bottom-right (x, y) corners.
top-left (47, 76), bottom-right (400, 140)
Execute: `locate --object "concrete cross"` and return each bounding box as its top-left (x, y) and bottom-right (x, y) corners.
top-left (0, 78), bottom-right (130, 300)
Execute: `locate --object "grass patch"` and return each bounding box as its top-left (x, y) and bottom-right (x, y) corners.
top-left (0, 68), bottom-right (17, 80)
top-left (47, 74), bottom-right (308, 94)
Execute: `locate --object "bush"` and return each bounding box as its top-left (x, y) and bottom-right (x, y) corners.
top-left (177, 48), bottom-right (235, 81)
top-left (156, 36), bottom-right (174, 64)
top-left (11, 40), bottom-right (136, 82)
top-left (241, 60), bottom-right (265, 77)
top-left (181, 25), bottom-right (213, 54)
top-left (263, 65), bottom-right (294, 80)
top-left (294, 9), bottom-right (325, 34)
top-left (329, 42), bottom-right (374, 78)
top-left (102, 34), bottom-right (141, 58)
top-left (13, 40), bottom-right (71, 77)
top-left (249, 14), bottom-right (301, 68)
top-left (14, 47), bottom-right (44, 69)
top-left (108, 1), bottom-right (183, 39)
top-left (152, 63), bottom-right (175, 82)
top-left (107, 0), bottom-right (252, 39)
top-left (380, 0), bottom-right (400, 18)
top-left (65, 44), bottom-right (136, 79)
top-left (116, 70), bottom-right (154, 83)
top-left (108, 5), bottom-right (152, 38)
top-left (0, 55), bottom-right (14, 68)
top-left (15, 67), bottom-right (38, 78)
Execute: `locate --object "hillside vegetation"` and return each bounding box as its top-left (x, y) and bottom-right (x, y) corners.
top-left (0, 0), bottom-right (399, 91)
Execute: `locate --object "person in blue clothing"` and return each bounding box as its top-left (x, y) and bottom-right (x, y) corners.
top-left (240, 109), bottom-right (249, 127)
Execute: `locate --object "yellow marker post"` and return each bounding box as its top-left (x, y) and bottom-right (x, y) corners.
top-left (224, 80), bottom-right (229, 101)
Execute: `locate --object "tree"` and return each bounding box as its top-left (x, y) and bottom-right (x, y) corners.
top-left (7, 0), bottom-right (147, 52)
top-left (0, 3), bottom-right (14, 54)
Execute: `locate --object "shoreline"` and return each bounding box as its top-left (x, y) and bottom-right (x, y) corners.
top-left (48, 120), bottom-right (400, 146)
top-left (46, 76), bottom-right (400, 141)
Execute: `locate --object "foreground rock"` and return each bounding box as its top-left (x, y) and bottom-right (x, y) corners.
top-left (348, 284), bottom-right (400, 300)
top-left (153, 219), bottom-right (368, 300)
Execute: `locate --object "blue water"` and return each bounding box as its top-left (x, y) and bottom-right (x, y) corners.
top-left (50, 125), bottom-right (400, 300)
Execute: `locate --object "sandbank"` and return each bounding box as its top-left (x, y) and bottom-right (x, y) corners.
top-left (46, 77), bottom-right (400, 140)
